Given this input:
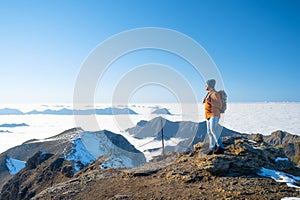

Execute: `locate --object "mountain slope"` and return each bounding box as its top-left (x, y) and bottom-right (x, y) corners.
top-left (258, 131), bottom-right (300, 165)
top-left (0, 152), bottom-right (73, 200)
top-left (246, 131), bottom-right (300, 166)
top-left (0, 128), bottom-right (82, 189)
top-left (64, 130), bottom-right (146, 171)
top-left (27, 136), bottom-right (300, 200)
top-left (0, 128), bottom-right (146, 190)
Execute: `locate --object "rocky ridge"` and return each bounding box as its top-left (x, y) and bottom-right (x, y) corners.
top-left (0, 128), bottom-right (82, 189)
top-left (247, 131), bottom-right (300, 166)
top-left (5, 135), bottom-right (299, 200)
top-left (0, 128), bottom-right (146, 192)
top-left (127, 117), bottom-right (300, 166)
top-left (126, 117), bottom-right (241, 153)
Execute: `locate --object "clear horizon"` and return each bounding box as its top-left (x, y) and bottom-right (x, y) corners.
top-left (0, 0), bottom-right (299, 104)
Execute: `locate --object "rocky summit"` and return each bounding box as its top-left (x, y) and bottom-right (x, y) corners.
top-left (2, 134), bottom-right (300, 200)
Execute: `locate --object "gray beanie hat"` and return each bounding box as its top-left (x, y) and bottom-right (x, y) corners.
top-left (206, 79), bottom-right (216, 89)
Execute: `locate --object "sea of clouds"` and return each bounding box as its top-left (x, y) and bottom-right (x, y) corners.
top-left (0, 102), bottom-right (299, 154)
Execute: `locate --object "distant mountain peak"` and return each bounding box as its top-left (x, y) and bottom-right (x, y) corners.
top-left (0, 123), bottom-right (29, 128)
top-left (151, 108), bottom-right (172, 115)
top-left (0, 108), bottom-right (24, 115)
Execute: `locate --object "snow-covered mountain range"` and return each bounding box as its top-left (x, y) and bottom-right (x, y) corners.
top-left (0, 128), bottom-right (146, 188)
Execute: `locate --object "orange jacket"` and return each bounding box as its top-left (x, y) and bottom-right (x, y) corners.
top-left (204, 90), bottom-right (222, 119)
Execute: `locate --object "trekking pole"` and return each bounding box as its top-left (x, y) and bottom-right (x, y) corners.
top-left (161, 118), bottom-right (165, 159)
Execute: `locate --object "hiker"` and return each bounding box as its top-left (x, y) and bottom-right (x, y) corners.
top-left (203, 79), bottom-right (225, 155)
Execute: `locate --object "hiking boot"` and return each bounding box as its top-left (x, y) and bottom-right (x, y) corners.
top-left (214, 147), bottom-right (225, 154)
top-left (207, 150), bottom-right (214, 155)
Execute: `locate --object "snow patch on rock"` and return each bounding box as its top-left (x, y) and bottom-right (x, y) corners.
top-left (258, 167), bottom-right (300, 189)
top-left (65, 138), bottom-right (96, 172)
top-left (276, 157), bottom-right (289, 162)
top-left (6, 157), bottom-right (26, 175)
top-left (64, 131), bottom-right (145, 172)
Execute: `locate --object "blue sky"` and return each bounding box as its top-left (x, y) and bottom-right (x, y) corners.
top-left (0, 0), bottom-right (299, 103)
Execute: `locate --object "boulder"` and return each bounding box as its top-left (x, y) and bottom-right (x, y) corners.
top-left (194, 136), bottom-right (297, 176)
